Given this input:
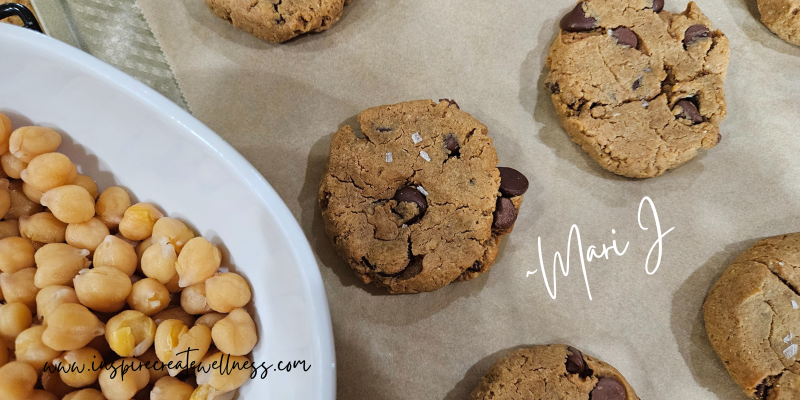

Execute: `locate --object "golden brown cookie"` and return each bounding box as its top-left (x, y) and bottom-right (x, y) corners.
top-left (758, 0), bottom-right (800, 45)
top-left (318, 100), bottom-right (527, 294)
top-left (545, 0), bottom-right (729, 178)
top-left (704, 233), bottom-right (800, 399)
top-left (204, 0), bottom-right (350, 43)
top-left (470, 344), bottom-right (638, 400)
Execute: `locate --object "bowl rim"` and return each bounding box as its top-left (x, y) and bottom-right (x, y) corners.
top-left (0, 23), bottom-right (336, 399)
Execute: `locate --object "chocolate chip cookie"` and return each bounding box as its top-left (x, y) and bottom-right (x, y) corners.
top-left (470, 344), bottom-right (638, 400)
top-left (318, 99), bottom-right (528, 294)
top-left (704, 233), bottom-right (800, 399)
top-left (204, 0), bottom-right (350, 43)
top-left (545, 0), bottom-right (730, 178)
top-left (758, 0), bottom-right (800, 45)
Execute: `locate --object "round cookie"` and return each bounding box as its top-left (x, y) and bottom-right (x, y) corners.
top-left (545, 0), bottom-right (730, 178)
top-left (470, 344), bottom-right (638, 400)
top-left (704, 233), bottom-right (800, 399)
top-left (758, 0), bottom-right (800, 45)
top-left (204, 0), bottom-right (350, 43)
top-left (318, 99), bottom-right (527, 294)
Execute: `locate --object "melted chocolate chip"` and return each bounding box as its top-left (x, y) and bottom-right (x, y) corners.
top-left (492, 197), bottom-right (518, 230)
top-left (566, 347), bottom-right (586, 375)
top-left (632, 77), bottom-right (642, 91)
top-left (439, 98), bottom-right (460, 109)
top-left (469, 261), bottom-right (482, 272)
top-left (393, 186), bottom-right (428, 221)
top-left (650, 0), bottom-right (664, 12)
top-left (755, 382), bottom-right (769, 400)
top-left (683, 25), bottom-right (710, 49)
top-left (445, 135), bottom-right (460, 154)
top-left (362, 257), bottom-right (376, 270)
top-left (546, 81), bottom-right (561, 94)
top-left (611, 27), bottom-right (638, 48)
top-left (498, 167), bottom-right (529, 197)
top-left (675, 99), bottom-right (703, 124)
top-left (376, 127), bottom-right (393, 132)
top-left (590, 377), bottom-right (627, 400)
top-left (560, 2), bottom-right (597, 32)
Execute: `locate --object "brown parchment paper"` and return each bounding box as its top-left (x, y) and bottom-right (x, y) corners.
top-left (137, 0), bottom-right (800, 398)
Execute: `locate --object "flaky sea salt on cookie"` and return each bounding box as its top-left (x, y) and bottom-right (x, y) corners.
top-left (545, 0), bottom-right (730, 178)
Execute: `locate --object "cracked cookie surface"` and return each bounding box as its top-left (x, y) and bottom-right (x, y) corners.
top-left (318, 100), bottom-right (525, 294)
top-left (705, 233), bottom-right (800, 400)
top-left (469, 344), bottom-right (638, 400)
top-left (545, 0), bottom-right (729, 178)
top-left (758, 0), bottom-right (800, 46)
top-left (204, 0), bottom-right (349, 43)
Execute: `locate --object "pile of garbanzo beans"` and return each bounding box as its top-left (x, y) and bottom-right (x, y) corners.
top-left (0, 113), bottom-right (258, 400)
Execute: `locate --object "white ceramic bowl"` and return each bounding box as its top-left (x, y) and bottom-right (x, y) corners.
top-left (0, 23), bottom-right (335, 399)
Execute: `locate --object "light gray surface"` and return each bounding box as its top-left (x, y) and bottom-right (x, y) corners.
top-left (31, 0), bottom-right (188, 111)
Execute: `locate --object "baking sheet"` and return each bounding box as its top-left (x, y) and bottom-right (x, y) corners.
top-left (136, 0), bottom-right (800, 398)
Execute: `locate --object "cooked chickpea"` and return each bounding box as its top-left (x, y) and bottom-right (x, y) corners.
top-left (181, 283), bottom-right (211, 315)
top-left (40, 185), bottom-right (95, 224)
top-left (211, 308), bottom-right (257, 356)
top-left (22, 181), bottom-right (44, 203)
top-left (16, 325), bottom-right (62, 372)
top-left (19, 212), bottom-right (67, 243)
top-left (93, 235), bottom-right (138, 276)
top-left (29, 390), bottom-right (59, 400)
top-left (105, 310), bottom-right (156, 357)
top-left (195, 352), bottom-right (251, 393)
top-left (119, 202), bottom-right (164, 241)
top-left (0, 112), bottom-right (11, 154)
top-left (63, 388), bottom-right (107, 400)
top-left (0, 236), bottom-right (35, 273)
top-left (95, 186), bottom-right (131, 230)
top-left (152, 306), bottom-right (196, 327)
top-left (98, 358), bottom-right (150, 400)
top-left (66, 217), bottom-right (110, 253)
top-left (205, 272), bottom-right (251, 313)
top-left (20, 152), bottom-right (78, 192)
top-left (176, 237), bottom-right (221, 288)
top-left (0, 302), bottom-right (33, 347)
top-left (0, 268), bottom-right (38, 310)
top-left (73, 266), bottom-right (132, 313)
top-left (136, 235), bottom-right (155, 258)
top-left (0, 178), bottom-right (9, 217)
top-left (141, 238), bottom-right (178, 284)
top-left (195, 313), bottom-right (226, 330)
top-left (0, 219), bottom-right (20, 239)
top-left (35, 285), bottom-right (79, 321)
top-left (152, 217), bottom-right (194, 253)
top-left (54, 346), bottom-right (103, 388)
top-left (42, 303), bottom-right (105, 351)
top-left (8, 126), bottom-right (63, 163)
top-left (6, 180), bottom-right (44, 218)
top-left (127, 278), bottom-right (170, 316)
top-left (34, 243), bottom-right (91, 288)
top-left (1, 152), bottom-right (27, 179)
top-left (165, 272), bottom-right (183, 293)
top-left (152, 376), bottom-right (194, 400)
top-left (41, 367), bottom-right (76, 397)
top-left (154, 320), bottom-right (211, 375)
top-left (139, 346), bottom-right (169, 384)
top-left (72, 174), bottom-right (98, 198)
top-left (0, 361), bottom-right (37, 400)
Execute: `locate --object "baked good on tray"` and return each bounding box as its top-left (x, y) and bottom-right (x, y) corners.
top-left (544, 0), bottom-right (729, 178)
top-left (470, 344), bottom-right (639, 400)
top-left (758, 0), bottom-right (800, 46)
top-left (318, 99), bottom-right (528, 294)
top-left (705, 233), bottom-right (800, 399)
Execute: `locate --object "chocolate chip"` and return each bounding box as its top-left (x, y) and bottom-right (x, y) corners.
top-left (376, 127), bottom-right (393, 132)
top-left (675, 99), bottom-right (703, 124)
top-left (650, 0), bottom-right (664, 12)
top-left (755, 382), bottom-right (769, 400)
top-left (632, 77), bottom-right (642, 91)
top-left (546, 81), bottom-right (561, 94)
top-left (394, 186), bottom-right (427, 215)
top-left (560, 2), bottom-right (597, 32)
top-left (469, 261), bottom-right (482, 272)
top-left (498, 167), bottom-right (529, 197)
top-left (590, 377), bottom-right (627, 400)
top-left (566, 347), bottom-right (586, 375)
top-left (445, 135), bottom-right (460, 153)
top-left (611, 27), bottom-right (638, 48)
top-left (439, 98), bottom-right (460, 109)
top-left (683, 25), bottom-right (710, 49)
top-left (492, 197), bottom-right (518, 230)
top-left (362, 257), bottom-right (376, 270)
